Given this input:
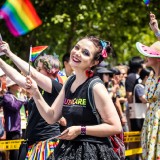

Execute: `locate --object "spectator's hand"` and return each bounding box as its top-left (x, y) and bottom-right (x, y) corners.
top-left (0, 41), bottom-right (12, 57)
top-left (149, 12), bottom-right (159, 33)
top-left (25, 76), bottom-right (39, 96)
top-left (58, 126), bottom-right (81, 140)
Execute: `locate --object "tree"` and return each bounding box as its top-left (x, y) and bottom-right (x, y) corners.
top-left (0, 0), bottom-right (159, 66)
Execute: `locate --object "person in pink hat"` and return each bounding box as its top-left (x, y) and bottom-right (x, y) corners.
top-left (136, 14), bottom-right (160, 159)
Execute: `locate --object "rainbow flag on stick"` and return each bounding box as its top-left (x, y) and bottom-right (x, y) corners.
top-left (29, 46), bottom-right (48, 62)
top-left (0, 0), bottom-right (42, 37)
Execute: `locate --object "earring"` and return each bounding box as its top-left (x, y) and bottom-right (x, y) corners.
top-left (85, 69), bottom-right (94, 78)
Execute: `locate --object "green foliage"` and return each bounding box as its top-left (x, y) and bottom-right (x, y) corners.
top-left (0, 0), bottom-right (160, 65)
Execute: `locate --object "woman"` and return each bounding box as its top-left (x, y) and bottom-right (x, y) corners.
top-left (95, 66), bottom-right (113, 90)
top-left (136, 41), bottom-right (160, 159)
top-left (0, 51), bottom-right (62, 159)
top-left (0, 77), bottom-right (27, 160)
top-left (130, 68), bottom-right (150, 132)
top-left (26, 36), bottom-right (122, 160)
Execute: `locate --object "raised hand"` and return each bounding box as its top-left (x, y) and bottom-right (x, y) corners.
top-left (149, 12), bottom-right (159, 33)
top-left (0, 41), bottom-right (12, 57)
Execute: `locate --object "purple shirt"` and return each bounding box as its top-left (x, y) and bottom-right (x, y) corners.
top-left (0, 92), bottom-right (26, 132)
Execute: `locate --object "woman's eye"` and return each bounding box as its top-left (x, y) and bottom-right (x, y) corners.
top-left (83, 50), bottom-right (90, 56)
top-left (74, 45), bottom-right (79, 50)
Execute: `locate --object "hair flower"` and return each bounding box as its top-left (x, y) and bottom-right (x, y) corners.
top-left (100, 40), bottom-right (108, 58)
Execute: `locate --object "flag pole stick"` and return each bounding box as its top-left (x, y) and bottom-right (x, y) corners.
top-left (146, 4), bottom-right (150, 14)
top-left (28, 45), bottom-right (32, 75)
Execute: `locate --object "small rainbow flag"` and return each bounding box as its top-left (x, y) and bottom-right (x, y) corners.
top-left (0, 0), bottom-right (42, 37)
top-left (30, 46), bottom-right (48, 62)
top-left (143, 0), bottom-right (150, 5)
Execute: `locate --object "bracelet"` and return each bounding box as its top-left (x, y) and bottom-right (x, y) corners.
top-left (155, 30), bottom-right (160, 37)
top-left (81, 126), bottom-right (86, 135)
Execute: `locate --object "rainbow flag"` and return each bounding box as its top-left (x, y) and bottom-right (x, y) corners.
top-left (143, 0), bottom-right (150, 5)
top-left (0, 0), bottom-right (42, 37)
top-left (30, 46), bottom-right (48, 62)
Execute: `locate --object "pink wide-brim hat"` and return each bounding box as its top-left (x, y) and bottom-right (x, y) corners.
top-left (136, 41), bottom-right (160, 58)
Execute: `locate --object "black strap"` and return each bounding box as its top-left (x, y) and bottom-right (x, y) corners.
top-left (87, 78), bottom-right (104, 124)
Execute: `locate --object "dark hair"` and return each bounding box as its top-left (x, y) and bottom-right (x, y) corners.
top-left (135, 68), bottom-right (151, 85)
top-left (62, 53), bottom-right (70, 68)
top-left (81, 36), bottom-right (113, 64)
top-left (139, 68), bottom-right (151, 80)
top-left (128, 56), bottom-right (144, 74)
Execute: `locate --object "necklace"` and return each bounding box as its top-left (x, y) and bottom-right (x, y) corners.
top-left (146, 74), bottom-right (160, 102)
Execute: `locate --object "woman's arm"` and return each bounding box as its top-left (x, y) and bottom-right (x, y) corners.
top-left (0, 58), bottom-right (26, 88)
top-left (84, 83), bottom-right (122, 137)
top-left (26, 76), bottom-right (64, 124)
top-left (139, 95), bottom-right (148, 103)
top-left (114, 97), bottom-right (127, 126)
top-left (149, 12), bottom-right (160, 41)
top-left (0, 42), bottom-right (52, 93)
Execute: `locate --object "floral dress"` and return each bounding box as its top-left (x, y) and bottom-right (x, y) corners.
top-left (141, 74), bottom-right (160, 160)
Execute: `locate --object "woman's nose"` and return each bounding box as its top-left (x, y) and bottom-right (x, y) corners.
top-left (75, 50), bottom-right (81, 57)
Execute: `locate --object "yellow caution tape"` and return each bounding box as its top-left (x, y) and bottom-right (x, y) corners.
top-left (0, 139), bottom-right (24, 150)
top-left (124, 136), bottom-right (141, 142)
top-left (125, 148), bottom-right (142, 156)
top-left (124, 131), bottom-right (141, 136)
top-left (0, 131), bottom-right (143, 157)
top-left (0, 140), bottom-right (143, 157)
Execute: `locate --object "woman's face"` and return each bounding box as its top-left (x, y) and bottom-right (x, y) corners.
top-left (36, 61), bottom-right (48, 76)
top-left (120, 68), bottom-right (127, 81)
top-left (103, 73), bottom-right (110, 83)
top-left (69, 39), bottom-right (98, 71)
top-left (10, 84), bottom-right (21, 93)
top-left (145, 57), bottom-right (157, 67)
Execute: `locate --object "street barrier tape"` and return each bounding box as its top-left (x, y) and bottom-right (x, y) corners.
top-left (125, 148), bottom-right (142, 156)
top-left (124, 136), bottom-right (141, 142)
top-left (124, 131), bottom-right (141, 136)
top-left (0, 131), bottom-right (143, 156)
top-left (0, 139), bottom-right (24, 150)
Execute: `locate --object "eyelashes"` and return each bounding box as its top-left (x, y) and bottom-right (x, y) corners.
top-left (74, 45), bottom-right (90, 57)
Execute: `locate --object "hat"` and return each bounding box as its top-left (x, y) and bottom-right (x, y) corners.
top-left (136, 41), bottom-right (160, 58)
top-left (0, 68), bottom-right (5, 77)
top-left (98, 61), bottom-right (109, 67)
top-left (96, 67), bottom-right (113, 74)
top-left (6, 77), bottom-right (16, 87)
top-left (110, 68), bottom-right (121, 75)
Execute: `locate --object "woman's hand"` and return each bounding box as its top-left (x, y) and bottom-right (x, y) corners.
top-left (58, 117), bottom-right (67, 126)
top-left (149, 12), bottom-right (159, 33)
top-left (25, 76), bottom-right (39, 96)
top-left (58, 126), bottom-right (81, 140)
top-left (0, 41), bottom-right (13, 57)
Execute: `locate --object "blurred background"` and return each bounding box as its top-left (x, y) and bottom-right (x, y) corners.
top-left (0, 0), bottom-right (160, 66)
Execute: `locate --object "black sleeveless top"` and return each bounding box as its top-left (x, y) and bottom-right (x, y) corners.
top-left (26, 79), bottom-right (62, 145)
top-left (63, 76), bottom-right (98, 127)
top-left (62, 75), bottom-right (108, 143)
